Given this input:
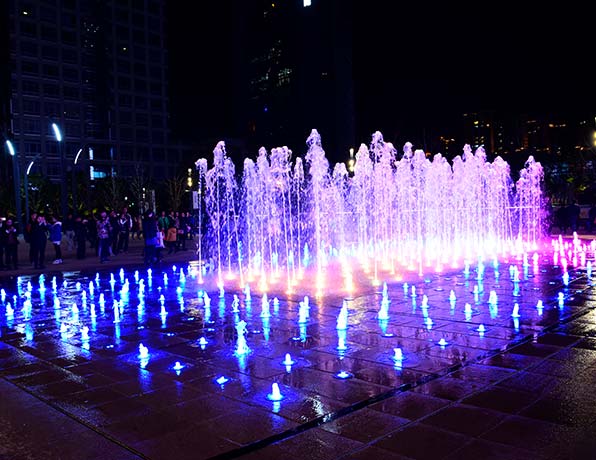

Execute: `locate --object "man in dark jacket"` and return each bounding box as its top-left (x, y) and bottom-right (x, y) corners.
top-left (74, 216), bottom-right (88, 259)
top-left (142, 211), bottom-right (158, 265)
top-left (4, 218), bottom-right (18, 269)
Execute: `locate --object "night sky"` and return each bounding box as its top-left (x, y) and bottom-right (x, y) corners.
top-left (167, 2), bottom-right (592, 152)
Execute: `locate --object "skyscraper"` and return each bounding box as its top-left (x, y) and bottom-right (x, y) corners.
top-left (2, 0), bottom-right (180, 188)
top-left (237, 0), bottom-right (355, 162)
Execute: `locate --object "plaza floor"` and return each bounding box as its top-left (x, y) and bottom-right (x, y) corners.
top-left (1, 239), bottom-right (596, 459)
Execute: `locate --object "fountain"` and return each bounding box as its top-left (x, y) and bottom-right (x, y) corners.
top-left (298, 301), bottom-right (309, 324)
top-left (536, 300), bottom-right (544, 315)
top-left (215, 375), bottom-right (229, 386)
top-left (194, 132), bottom-right (543, 294)
top-left (267, 383), bottom-right (283, 401)
top-left (260, 293), bottom-right (271, 318)
top-left (378, 297), bottom-right (390, 320)
top-left (334, 370), bottom-right (353, 379)
top-left (282, 353), bottom-right (295, 366)
top-left (232, 294), bottom-right (240, 312)
top-left (235, 320), bottom-right (250, 355)
top-left (393, 347), bottom-right (403, 366)
top-left (138, 343), bottom-right (149, 359)
top-left (511, 304), bottom-right (520, 318)
top-left (336, 301), bottom-right (348, 330)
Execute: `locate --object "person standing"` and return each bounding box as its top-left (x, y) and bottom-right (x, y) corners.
top-left (165, 222), bottom-right (178, 255)
top-left (49, 216), bottom-right (63, 264)
top-left (588, 204), bottom-right (596, 234)
top-left (0, 216), bottom-right (6, 270)
top-left (31, 214), bottom-right (48, 269)
top-left (63, 213), bottom-right (75, 251)
top-left (117, 207), bottom-right (132, 254)
top-left (24, 212), bottom-right (37, 266)
top-left (97, 211), bottom-right (112, 263)
top-left (109, 210), bottom-right (119, 256)
top-left (567, 201), bottom-right (581, 233)
top-left (87, 214), bottom-right (97, 255)
top-left (4, 218), bottom-right (18, 270)
top-left (142, 211), bottom-right (157, 265)
top-left (74, 216), bottom-right (88, 260)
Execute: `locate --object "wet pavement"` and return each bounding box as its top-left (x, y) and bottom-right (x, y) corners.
top-left (1, 240), bottom-right (596, 459)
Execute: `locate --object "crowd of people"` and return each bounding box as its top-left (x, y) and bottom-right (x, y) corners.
top-left (549, 201), bottom-right (596, 235)
top-left (0, 208), bottom-right (202, 271)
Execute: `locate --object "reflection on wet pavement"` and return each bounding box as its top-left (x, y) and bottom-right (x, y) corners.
top-left (1, 243), bottom-right (596, 459)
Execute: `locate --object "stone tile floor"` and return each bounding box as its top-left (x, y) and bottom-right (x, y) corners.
top-left (1, 247), bottom-right (596, 459)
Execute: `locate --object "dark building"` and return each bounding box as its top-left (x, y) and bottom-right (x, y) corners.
top-left (1, 0), bottom-right (188, 189)
top-left (462, 112), bottom-right (500, 155)
top-left (235, 0), bottom-right (355, 163)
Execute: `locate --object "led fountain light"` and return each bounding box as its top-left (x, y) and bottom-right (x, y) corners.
top-left (267, 383), bottom-right (284, 401)
top-left (334, 370), bottom-right (353, 379)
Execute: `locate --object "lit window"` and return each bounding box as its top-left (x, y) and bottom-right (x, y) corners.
top-left (304, 0), bottom-right (311, 6)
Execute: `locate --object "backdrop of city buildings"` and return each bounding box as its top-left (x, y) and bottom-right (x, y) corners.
top-left (1, 0), bottom-right (593, 218)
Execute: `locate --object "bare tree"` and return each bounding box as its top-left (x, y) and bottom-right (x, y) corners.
top-left (97, 176), bottom-right (123, 211)
top-left (129, 164), bottom-right (150, 214)
top-left (165, 175), bottom-right (186, 211)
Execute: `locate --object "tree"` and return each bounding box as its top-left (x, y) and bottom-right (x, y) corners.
top-left (96, 175), bottom-right (126, 211)
top-left (27, 174), bottom-right (60, 216)
top-left (164, 175), bottom-right (186, 211)
top-left (129, 164), bottom-right (151, 215)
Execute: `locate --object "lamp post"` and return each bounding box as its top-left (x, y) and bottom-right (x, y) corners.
top-left (24, 153), bottom-right (41, 224)
top-left (72, 146), bottom-right (91, 217)
top-left (73, 147), bottom-right (82, 216)
top-left (51, 122), bottom-right (67, 222)
top-left (4, 140), bottom-right (22, 233)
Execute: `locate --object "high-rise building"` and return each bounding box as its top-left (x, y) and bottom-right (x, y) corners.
top-left (236, 0), bottom-right (355, 162)
top-left (1, 0), bottom-right (182, 188)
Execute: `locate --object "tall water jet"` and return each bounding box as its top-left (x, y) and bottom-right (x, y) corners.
top-left (195, 158), bottom-right (208, 283)
top-left (190, 130), bottom-right (543, 286)
top-left (202, 141), bottom-right (243, 285)
top-left (305, 129), bottom-right (330, 292)
top-left (515, 156), bottom-right (544, 244)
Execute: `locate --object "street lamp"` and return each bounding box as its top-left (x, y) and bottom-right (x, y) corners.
top-left (72, 146), bottom-right (91, 216)
top-left (4, 139), bottom-right (23, 233)
top-left (51, 122), bottom-right (67, 222)
top-left (24, 152), bottom-right (42, 224)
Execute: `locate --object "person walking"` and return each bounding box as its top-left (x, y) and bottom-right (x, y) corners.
top-left (97, 211), bottom-right (112, 263)
top-left (4, 218), bottom-right (18, 270)
top-left (49, 216), bottom-right (63, 264)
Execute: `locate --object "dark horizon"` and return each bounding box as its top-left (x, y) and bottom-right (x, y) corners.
top-left (167, 2), bottom-right (592, 159)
